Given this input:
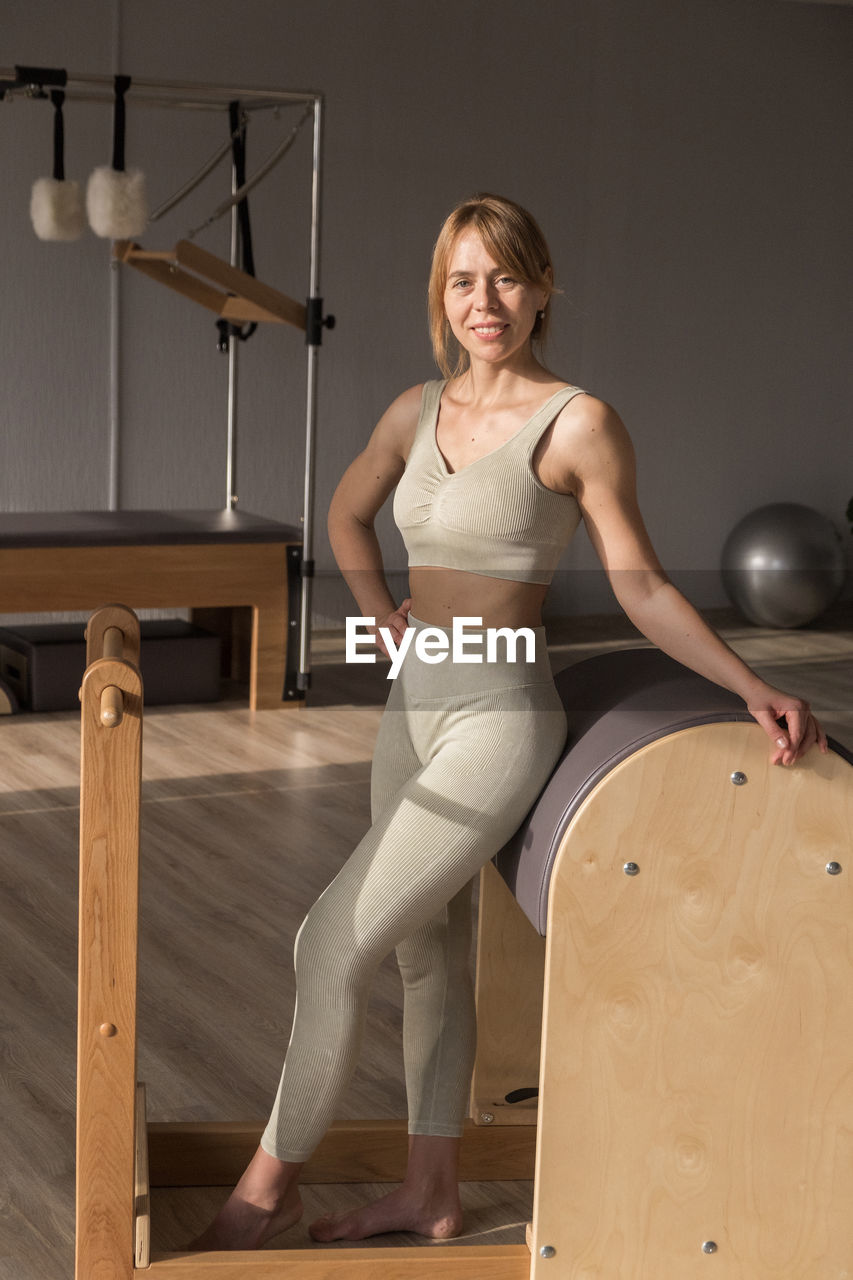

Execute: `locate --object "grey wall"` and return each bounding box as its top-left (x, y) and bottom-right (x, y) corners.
top-left (2, 0), bottom-right (851, 625)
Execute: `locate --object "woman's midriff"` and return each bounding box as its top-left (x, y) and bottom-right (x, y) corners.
top-left (408, 567), bottom-right (549, 631)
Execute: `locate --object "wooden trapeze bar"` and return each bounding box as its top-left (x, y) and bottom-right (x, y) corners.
top-left (114, 238), bottom-right (308, 330)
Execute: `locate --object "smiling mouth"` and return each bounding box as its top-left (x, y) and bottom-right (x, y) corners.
top-left (472, 324), bottom-right (507, 337)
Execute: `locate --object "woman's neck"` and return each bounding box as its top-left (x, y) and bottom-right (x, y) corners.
top-left (452, 354), bottom-right (557, 407)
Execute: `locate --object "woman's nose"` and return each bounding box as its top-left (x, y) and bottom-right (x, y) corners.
top-left (473, 281), bottom-right (497, 309)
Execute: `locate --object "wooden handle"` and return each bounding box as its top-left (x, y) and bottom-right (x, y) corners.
top-left (100, 685), bottom-right (124, 728)
top-left (85, 605), bottom-right (140, 668)
top-left (102, 627), bottom-right (124, 661)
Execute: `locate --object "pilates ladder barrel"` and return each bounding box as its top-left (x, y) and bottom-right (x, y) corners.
top-left (76, 622), bottom-right (853, 1278)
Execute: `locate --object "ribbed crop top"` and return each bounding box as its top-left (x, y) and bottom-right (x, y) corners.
top-left (393, 380), bottom-right (586, 585)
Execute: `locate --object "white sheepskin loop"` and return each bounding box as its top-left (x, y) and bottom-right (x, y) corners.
top-left (30, 177), bottom-right (86, 242)
top-left (86, 165), bottom-right (148, 239)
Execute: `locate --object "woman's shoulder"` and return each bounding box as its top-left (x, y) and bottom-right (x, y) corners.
top-left (371, 382), bottom-right (434, 456)
top-left (553, 387), bottom-right (625, 437)
top-left (544, 389), bottom-right (634, 482)
top-left (382, 381), bottom-right (435, 424)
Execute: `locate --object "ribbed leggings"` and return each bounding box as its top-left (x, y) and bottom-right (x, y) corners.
top-left (261, 617), bottom-right (567, 1162)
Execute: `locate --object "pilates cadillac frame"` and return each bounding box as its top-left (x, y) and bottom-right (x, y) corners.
top-left (0, 68), bottom-right (329, 698)
top-left (77, 606), bottom-right (853, 1278)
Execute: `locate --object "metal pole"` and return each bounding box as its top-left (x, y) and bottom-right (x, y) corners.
top-left (0, 68), bottom-right (321, 110)
top-left (107, 4), bottom-right (121, 510)
top-left (225, 153), bottom-right (239, 509)
top-left (107, 262), bottom-right (121, 509)
top-left (297, 95), bottom-right (324, 690)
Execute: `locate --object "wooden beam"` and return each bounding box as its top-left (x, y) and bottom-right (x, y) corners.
top-left (76, 656), bottom-right (143, 1280)
top-left (470, 864), bottom-right (544, 1128)
top-left (176, 241), bottom-right (307, 329)
top-left (147, 1119), bottom-right (536, 1188)
top-left (141, 1244), bottom-right (531, 1279)
top-left (114, 249), bottom-right (232, 317)
top-left (135, 1084), bottom-right (151, 1269)
top-left (220, 297), bottom-right (289, 325)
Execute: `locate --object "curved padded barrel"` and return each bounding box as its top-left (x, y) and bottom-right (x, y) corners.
top-left (496, 648), bottom-right (754, 935)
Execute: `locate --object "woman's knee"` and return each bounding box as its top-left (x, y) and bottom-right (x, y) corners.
top-left (293, 899), bottom-right (382, 996)
top-left (293, 904), bottom-right (348, 986)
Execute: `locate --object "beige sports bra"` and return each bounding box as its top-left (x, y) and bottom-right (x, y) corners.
top-left (393, 380), bottom-right (585, 585)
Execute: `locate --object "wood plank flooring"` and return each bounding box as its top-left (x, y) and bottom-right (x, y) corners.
top-left (1, 604), bottom-right (851, 1279)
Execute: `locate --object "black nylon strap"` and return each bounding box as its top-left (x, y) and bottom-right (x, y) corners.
top-left (14, 64), bottom-right (67, 89)
top-left (229, 101), bottom-right (256, 280)
top-left (112, 74), bottom-right (132, 171)
top-left (222, 101), bottom-right (257, 345)
top-left (51, 90), bottom-right (65, 182)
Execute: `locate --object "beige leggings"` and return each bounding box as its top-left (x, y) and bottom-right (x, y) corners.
top-left (261, 617), bottom-right (567, 1162)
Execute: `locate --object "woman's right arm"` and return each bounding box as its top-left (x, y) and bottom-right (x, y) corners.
top-left (327, 385), bottom-right (422, 646)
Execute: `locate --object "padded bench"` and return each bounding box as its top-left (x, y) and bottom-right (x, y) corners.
top-left (0, 509), bottom-right (302, 709)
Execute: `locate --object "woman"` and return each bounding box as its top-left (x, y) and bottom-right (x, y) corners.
top-left (194, 193), bottom-right (825, 1251)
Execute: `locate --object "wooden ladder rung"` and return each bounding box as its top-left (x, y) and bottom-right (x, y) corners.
top-left (113, 239), bottom-right (307, 330)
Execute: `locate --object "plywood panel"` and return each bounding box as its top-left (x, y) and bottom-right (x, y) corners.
top-left (531, 722), bottom-right (853, 1278)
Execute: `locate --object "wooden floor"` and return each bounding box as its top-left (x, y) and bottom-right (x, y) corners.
top-left (1, 605), bottom-right (851, 1280)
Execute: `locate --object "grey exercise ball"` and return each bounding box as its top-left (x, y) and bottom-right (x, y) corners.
top-left (722, 503), bottom-right (846, 628)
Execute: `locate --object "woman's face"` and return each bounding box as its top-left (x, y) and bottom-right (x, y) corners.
top-left (443, 230), bottom-right (547, 369)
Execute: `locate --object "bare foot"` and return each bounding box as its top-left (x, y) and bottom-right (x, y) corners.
top-left (189, 1185), bottom-right (303, 1252)
top-left (309, 1183), bottom-right (463, 1243)
top-left (188, 1146), bottom-right (304, 1251)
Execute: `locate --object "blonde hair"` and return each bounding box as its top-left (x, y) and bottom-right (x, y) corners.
top-left (428, 193), bottom-right (555, 379)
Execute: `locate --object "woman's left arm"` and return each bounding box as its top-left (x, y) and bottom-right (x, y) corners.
top-left (558, 397), bottom-right (827, 766)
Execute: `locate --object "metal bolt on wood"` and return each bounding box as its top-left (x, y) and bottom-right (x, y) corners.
top-left (731, 771), bottom-right (747, 786)
top-left (702, 1241), bottom-right (718, 1254)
